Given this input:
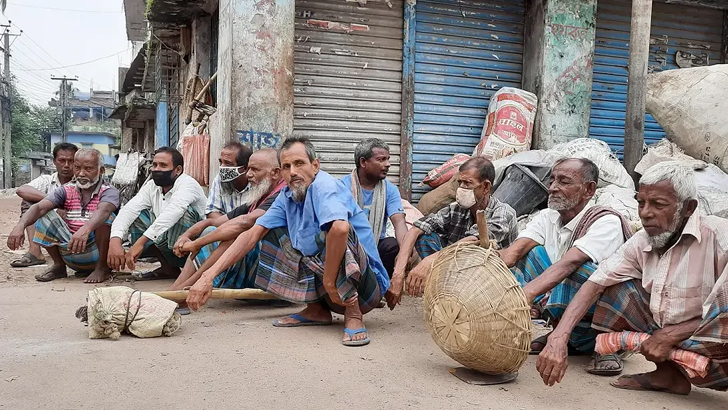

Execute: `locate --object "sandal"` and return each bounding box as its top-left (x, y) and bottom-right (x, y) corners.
top-left (131, 268), bottom-right (179, 281)
top-left (11, 253), bottom-right (46, 268)
top-left (529, 333), bottom-right (551, 355)
top-left (610, 373), bottom-right (689, 395)
top-left (35, 266), bottom-right (68, 282)
top-left (587, 353), bottom-right (624, 376)
top-left (342, 327), bottom-right (370, 347)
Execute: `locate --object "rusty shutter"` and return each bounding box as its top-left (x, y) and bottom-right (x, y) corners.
top-left (293, 0), bottom-right (404, 183)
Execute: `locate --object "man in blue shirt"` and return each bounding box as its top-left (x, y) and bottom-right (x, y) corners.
top-left (340, 138), bottom-right (407, 279)
top-left (186, 137), bottom-right (389, 347)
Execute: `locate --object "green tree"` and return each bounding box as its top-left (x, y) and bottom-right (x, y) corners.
top-left (10, 80), bottom-right (62, 172)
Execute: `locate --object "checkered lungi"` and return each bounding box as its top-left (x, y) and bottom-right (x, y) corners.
top-left (254, 227), bottom-right (382, 313)
top-left (129, 207), bottom-right (201, 268)
top-left (192, 226), bottom-right (260, 289)
top-left (594, 280), bottom-right (728, 391)
top-left (32, 211), bottom-right (112, 272)
top-left (511, 246), bottom-right (598, 353)
top-left (415, 232), bottom-right (443, 259)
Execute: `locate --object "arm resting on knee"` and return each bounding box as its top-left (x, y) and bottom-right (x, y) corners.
top-left (191, 209), bottom-right (265, 249)
top-left (522, 247), bottom-right (592, 302)
top-left (16, 185), bottom-right (47, 203)
top-left (322, 220), bottom-right (350, 289)
top-left (199, 224), bottom-right (268, 283)
top-left (549, 280), bottom-right (607, 346)
top-left (499, 238), bottom-right (539, 268)
top-left (392, 227), bottom-right (424, 279)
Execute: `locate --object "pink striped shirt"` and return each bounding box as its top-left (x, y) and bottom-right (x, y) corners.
top-left (46, 182), bottom-right (120, 234)
top-left (589, 211), bottom-right (728, 327)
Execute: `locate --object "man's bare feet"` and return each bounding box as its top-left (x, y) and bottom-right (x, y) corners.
top-left (611, 362), bottom-right (691, 395)
top-left (84, 267), bottom-right (112, 283)
top-left (273, 303), bottom-right (333, 326)
top-left (35, 264), bottom-right (68, 282)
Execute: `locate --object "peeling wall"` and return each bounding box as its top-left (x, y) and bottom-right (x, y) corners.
top-left (524, 0), bottom-right (597, 149)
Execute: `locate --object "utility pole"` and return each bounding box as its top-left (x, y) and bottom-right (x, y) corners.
top-left (0, 24), bottom-right (19, 189)
top-left (51, 76), bottom-right (77, 143)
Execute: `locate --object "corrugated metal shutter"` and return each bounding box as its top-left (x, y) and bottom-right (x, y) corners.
top-left (411, 0), bottom-right (526, 200)
top-left (591, 0), bottom-right (725, 156)
top-left (293, 0), bottom-right (403, 182)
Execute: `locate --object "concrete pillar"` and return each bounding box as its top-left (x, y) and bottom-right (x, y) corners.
top-left (523, 0), bottom-right (597, 149)
top-left (121, 127), bottom-right (133, 152)
top-left (213, 0), bottom-right (294, 181)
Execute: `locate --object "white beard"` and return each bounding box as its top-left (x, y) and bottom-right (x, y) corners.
top-left (243, 178), bottom-right (272, 206)
top-left (647, 204), bottom-right (684, 249)
top-left (76, 175), bottom-right (100, 190)
top-left (548, 194), bottom-right (580, 211)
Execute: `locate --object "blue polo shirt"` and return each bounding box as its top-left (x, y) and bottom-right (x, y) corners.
top-left (339, 175), bottom-right (404, 239)
top-left (256, 171), bottom-right (389, 292)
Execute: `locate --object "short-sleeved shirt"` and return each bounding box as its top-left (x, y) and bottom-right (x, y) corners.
top-left (226, 192), bottom-right (280, 220)
top-left (26, 172), bottom-right (62, 195)
top-left (256, 171), bottom-right (389, 292)
top-left (205, 174), bottom-right (249, 215)
top-left (413, 197), bottom-right (518, 249)
top-left (339, 175), bottom-right (404, 239)
top-left (517, 205), bottom-right (625, 264)
top-left (46, 182), bottom-right (121, 234)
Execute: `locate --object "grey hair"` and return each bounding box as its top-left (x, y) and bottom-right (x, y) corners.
top-left (639, 161), bottom-right (697, 202)
top-left (553, 157), bottom-right (599, 184)
top-left (75, 148), bottom-right (104, 169)
top-left (354, 138), bottom-right (390, 169)
top-left (279, 137), bottom-right (318, 163)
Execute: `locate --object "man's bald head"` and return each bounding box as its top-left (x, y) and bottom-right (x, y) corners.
top-left (250, 148), bottom-right (279, 168)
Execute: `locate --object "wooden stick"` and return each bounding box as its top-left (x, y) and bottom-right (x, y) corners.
top-left (153, 288), bottom-right (279, 302)
top-left (477, 209), bottom-right (489, 249)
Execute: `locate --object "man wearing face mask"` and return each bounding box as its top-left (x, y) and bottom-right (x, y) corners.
top-left (498, 158), bottom-right (633, 374)
top-left (206, 141), bottom-right (253, 219)
top-left (170, 149), bottom-right (286, 293)
top-left (7, 148), bottom-right (120, 283)
top-left (387, 156), bottom-right (518, 306)
top-left (108, 147), bottom-right (206, 280)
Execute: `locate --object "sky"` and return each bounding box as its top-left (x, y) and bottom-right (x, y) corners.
top-left (5, 0), bottom-right (132, 106)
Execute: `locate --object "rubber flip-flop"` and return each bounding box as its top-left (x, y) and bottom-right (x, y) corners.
top-left (176, 307), bottom-right (191, 316)
top-left (11, 253), bottom-right (46, 268)
top-left (610, 374), bottom-right (689, 395)
top-left (342, 327), bottom-right (370, 347)
top-left (272, 313), bottom-right (332, 327)
top-left (587, 353), bottom-right (624, 376)
top-left (131, 269), bottom-right (177, 281)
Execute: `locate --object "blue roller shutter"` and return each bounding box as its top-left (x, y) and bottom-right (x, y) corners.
top-left (590, 0), bottom-right (725, 156)
top-left (411, 0), bottom-right (525, 200)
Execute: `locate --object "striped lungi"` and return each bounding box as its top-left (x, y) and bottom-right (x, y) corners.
top-left (594, 280), bottom-right (728, 391)
top-left (32, 211), bottom-right (111, 272)
top-left (511, 246), bottom-right (598, 353)
top-left (192, 226), bottom-right (260, 289)
top-left (255, 227), bottom-right (381, 313)
top-left (129, 207), bottom-right (201, 268)
top-left (414, 232), bottom-right (443, 259)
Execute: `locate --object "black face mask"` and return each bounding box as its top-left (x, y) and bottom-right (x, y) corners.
top-left (152, 170), bottom-right (177, 187)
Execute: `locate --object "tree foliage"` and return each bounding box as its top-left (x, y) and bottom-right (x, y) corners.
top-left (10, 80), bottom-right (62, 162)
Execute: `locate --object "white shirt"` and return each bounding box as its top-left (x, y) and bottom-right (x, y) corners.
top-left (518, 206), bottom-right (625, 263)
top-left (26, 172), bottom-right (62, 194)
top-left (110, 173), bottom-right (206, 241)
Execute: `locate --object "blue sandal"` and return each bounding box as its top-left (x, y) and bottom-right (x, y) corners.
top-left (342, 327), bottom-right (370, 347)
top-left (272, 313), bottom-right (332, 327)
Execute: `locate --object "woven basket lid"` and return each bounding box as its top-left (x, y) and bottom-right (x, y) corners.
top-left (423, 242), bottom-right (532, 374)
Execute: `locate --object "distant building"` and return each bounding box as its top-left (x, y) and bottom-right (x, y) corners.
top-left (49, 131), bottom-right (119, 167)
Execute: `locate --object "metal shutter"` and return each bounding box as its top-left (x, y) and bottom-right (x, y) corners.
top-left (591, 0), bottom-right (725, 156)
top-left (293, 0), bottom-right (404, 182)
top-left (411, 0), bottom-right (525, 200)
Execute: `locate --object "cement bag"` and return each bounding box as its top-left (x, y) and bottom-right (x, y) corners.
top-left (82, 286), bottom-right (181, 339)
top-left (549, 138), bottom-right (634, 190)
top-left (182, 124), bottom-right (210, 187)
top-left (421, 154), bottom-right (470, 188)
top-left (417, 173), bottom-right (459, 216)
top-left (646, 65), bottom-right (728, 173)
top-left (473, 87), bottom-right (538, 161)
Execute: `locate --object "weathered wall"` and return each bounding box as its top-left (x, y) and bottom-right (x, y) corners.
top-left (524, 0), bottom-right (597, 149)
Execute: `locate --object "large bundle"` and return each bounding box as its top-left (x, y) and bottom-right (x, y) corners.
top-left (473, 87), bottom-right (538, 161)
top-left (76, 286), bottom-right (181, 339)
top-left (424, 238), bottom-right (532, 374)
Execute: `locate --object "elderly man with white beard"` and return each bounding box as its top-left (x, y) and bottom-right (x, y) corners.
top-left (537, 162), bottom-right (728, 395)
top-left (7, 148), bottom-right (120, 283)
top-left (498, 158), bottom-right (633, 374)
top-left (170, 149), bottom-right (286, 294)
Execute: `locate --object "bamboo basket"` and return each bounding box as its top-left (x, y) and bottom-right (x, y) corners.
top-left (423, 211), bottom-right (532, 375)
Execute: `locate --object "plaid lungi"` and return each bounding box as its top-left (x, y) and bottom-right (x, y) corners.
top-left (511, 246), bottom-right (598, 353)
top-left (129, 207), bottom-right (201, 268)
top-left (255, 227), bottom-right (382, 313)
top-left (593, 280), bottom-right (728, 391)
top-left (192, 226), bottom-right (260, 289)
top-left (32, 211), bottom-right (111, 272)
top-left (415, 232), bottom-right (443, 259)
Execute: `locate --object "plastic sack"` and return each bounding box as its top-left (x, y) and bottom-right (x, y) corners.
top-left (473, 87), bottom-right (538, 161)
top-left (422, 154), bottom-right (470, 188)
top-left (549, 138), bottom-right (634, 191)
top-left (593, 185), bottom-right (639, 222)
top-left (182, 124), bottom-right (210, 187)
top-left (646, 65), bottom-right (728, 174)
top-left (85, 286), bottom-right (181, 339)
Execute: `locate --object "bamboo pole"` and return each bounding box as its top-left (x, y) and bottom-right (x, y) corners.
top-left (153, 288), bottom-right (279, 302)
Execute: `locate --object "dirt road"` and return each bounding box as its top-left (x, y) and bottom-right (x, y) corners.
top-left (0, 196), bottom-right (725, 409)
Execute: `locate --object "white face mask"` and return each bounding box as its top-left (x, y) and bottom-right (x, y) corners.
top-left (456, 187), bottom-right (477, 209)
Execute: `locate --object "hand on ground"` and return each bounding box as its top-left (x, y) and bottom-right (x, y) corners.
top-left (7, 225), bottom-right (26, 250)
top-left (385, 275), bottom-right (405, 310)
top-left (107, 240), bottom-right (127, 272)
top-left (187, 276), bottom-right (214, 311)
top-left (536, 335), bottom-right (569, 386)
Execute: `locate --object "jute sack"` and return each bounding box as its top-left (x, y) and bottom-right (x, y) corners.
top-left (417, 173), bottom-right (459, 216)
